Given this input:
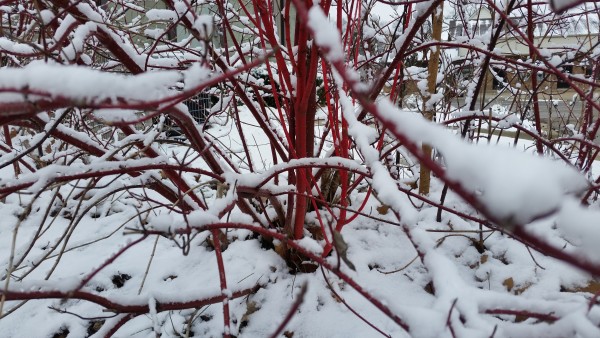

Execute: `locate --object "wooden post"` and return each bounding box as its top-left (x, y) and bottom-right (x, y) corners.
top-left (419, 3), bottom-right (444, 195)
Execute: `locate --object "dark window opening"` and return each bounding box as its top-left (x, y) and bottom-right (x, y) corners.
top-left (454, 23), bottom-right (464, 37)
top-left (278, 0), bottom-right (286, 43)
top-left (492, 68), bottom-right (507, 90)
top-left (166, 26), bottom-right (177, 41)
top-left (478, 19), bottom-right (491, 35)
top-left (537, 72), bottom-right (544, 81)
top-left (449, 20), bottom-right (456, 40)
top-left (557, 65), bottom-right (572, 89)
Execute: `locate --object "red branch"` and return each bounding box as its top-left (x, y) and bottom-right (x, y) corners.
top-left (0, 284), bottom-right (260, 314)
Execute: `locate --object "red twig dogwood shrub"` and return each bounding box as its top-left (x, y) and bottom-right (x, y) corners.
top-left (1, 0), bottom-right (600, 337)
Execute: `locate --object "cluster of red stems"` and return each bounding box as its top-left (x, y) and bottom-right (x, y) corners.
top-left (1, 0), bottom-right (600, 337)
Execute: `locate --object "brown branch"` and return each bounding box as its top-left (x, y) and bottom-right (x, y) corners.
top-left (0, 284), bottom-right (261, 314)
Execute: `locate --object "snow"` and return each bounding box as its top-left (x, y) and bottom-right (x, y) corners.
top-left (0, 37), bottom-right (36, 55)
top-left (0, 61), bottom-right (213, 110)
top-left (557, 199), bottom-right (600, 260)
top-left (550, 0), bottom-right (587, 13)
top-left (376, 99), bottom-right (588, 226)
top-left (0, 61), bottom-right (177, 104)
top-left (2, 1), bottom-right (600, 337)
top-left (307, 6), bottom-right (345, 62)
top-left (146, 9), bottom-right (178, 22)
top-left (0, 103), bottom-right (599, 337)
top-left (193, 15), bottom-right (214, 39)
top-left (39, 9), bottom-right (55, 25)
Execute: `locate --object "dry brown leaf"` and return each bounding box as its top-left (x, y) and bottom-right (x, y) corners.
top-left (376, 204), bottom-right (389, 215)
top-left (565, 280), bottom-right (600, 293)
top-left (274, 241), bottom-right (287, 258)
top-left (514, 282), bottom-right (532, 295)
top-left (503, 277), bottom-right (514, 292)
top-left (480, 254), bottom-right (488, 264)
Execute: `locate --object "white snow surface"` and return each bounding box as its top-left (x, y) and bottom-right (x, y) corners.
top-left (0, 104), bottom-right (599, 338)
top-left (307, 6), bottom-right (345, 62)
top-left (376, 99), bottom-right (588, 226)
top-left (0, 61), bottom-right (211, 107)
top-left (2, 3), bottom-right (600, 336)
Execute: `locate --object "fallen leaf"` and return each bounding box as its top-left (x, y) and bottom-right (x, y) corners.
top-left (376, 204), bottom-right (389, 215)
top-left (503, 277), bottom-right (514, 292)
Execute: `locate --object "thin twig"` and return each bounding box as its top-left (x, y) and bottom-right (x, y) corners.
top-left (138, 235), bottom-right (160, 295)
top-left (268, 282), bottom-right (308, 338)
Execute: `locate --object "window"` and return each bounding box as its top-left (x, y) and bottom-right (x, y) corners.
top-left (477, 19), bottom-right (492, 35)
top-left (492, 68), bottom-right (507, 90)
top-left (454, 23), bottom-right (464, 37)
top-left (449, 20), bottom-right (456, 40)
top-left (448, 20), bottom-right (468, 39)
top-left (557, 65), bottom-right (572, 89)
top-left (166, 26), bottom-right (177, 41)
top-left (536, 72), bottom-right (544, 82)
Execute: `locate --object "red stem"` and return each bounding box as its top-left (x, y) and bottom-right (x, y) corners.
top-left (1, 284), bottom-right (260, 314)
top-left (210, 229), bottom-right (231, 338)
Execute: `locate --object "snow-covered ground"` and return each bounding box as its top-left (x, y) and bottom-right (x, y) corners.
top-left (1, 105), bottom-right (600, 338)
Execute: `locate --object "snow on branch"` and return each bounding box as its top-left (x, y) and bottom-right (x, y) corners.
top-left (0, 62), bottom-right (212, 111)
top-left (376, 100), bottom-right (588, 226)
